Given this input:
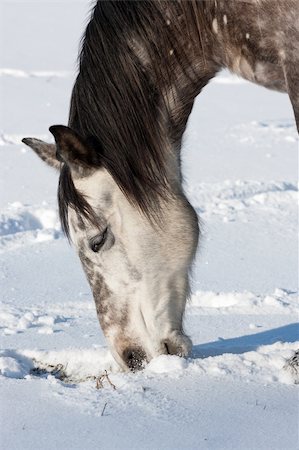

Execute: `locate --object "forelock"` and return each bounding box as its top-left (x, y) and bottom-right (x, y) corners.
top-left (58, 164), bottom-right (99, 239)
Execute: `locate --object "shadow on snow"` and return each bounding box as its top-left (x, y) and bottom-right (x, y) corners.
top-left (192, 322), bottom-right (299, 358)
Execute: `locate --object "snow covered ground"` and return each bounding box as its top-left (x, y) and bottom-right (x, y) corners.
top-left (0, 1), bottom-right (298, 449)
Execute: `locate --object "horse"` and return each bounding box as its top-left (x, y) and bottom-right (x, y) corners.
top-left (22, 0), bottom-right (299, 371)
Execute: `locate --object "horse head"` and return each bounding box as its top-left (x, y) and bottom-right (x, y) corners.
top-left (23, 125), bottom-right (199, 370)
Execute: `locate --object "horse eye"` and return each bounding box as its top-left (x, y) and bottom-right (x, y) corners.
top-left (89, 227), bottom-right (108, 253)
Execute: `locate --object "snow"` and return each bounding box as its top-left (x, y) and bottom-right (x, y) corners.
top-left (0, 1), bottom-right (298, 449)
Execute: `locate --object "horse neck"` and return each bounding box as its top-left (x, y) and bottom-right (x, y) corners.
top-left (68, 1), bottom-right (224, 203)
top-left (158, 2), bottom-right (221, 157)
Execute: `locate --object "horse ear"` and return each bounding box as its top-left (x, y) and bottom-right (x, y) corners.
top-left (21, 137), bottom-right (61, 170)
top-left (49, 125), bottom-right (100, 173)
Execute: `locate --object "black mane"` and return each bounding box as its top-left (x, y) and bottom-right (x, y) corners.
top-left (62, 1), bottom-right (214, 226)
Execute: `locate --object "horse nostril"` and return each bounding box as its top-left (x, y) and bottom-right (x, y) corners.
top-left (123, 347), bottom-right (146, 371)
top-left (162, 335), bottom-right (192, 357)
top-left (164, 339), bottom-right (183, 356)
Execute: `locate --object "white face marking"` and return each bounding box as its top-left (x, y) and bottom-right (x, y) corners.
top-left (223, 14), bottom-right (228, 25)
top-left (70, 168), bottom-right (199, 370)
top-left (212, 18), bottom-right (218, 34)
top-left (246, 33), bottom-right (250, 39)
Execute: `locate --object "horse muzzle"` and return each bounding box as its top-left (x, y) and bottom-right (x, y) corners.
top-left (114, 332), bottom-right (192, 371)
